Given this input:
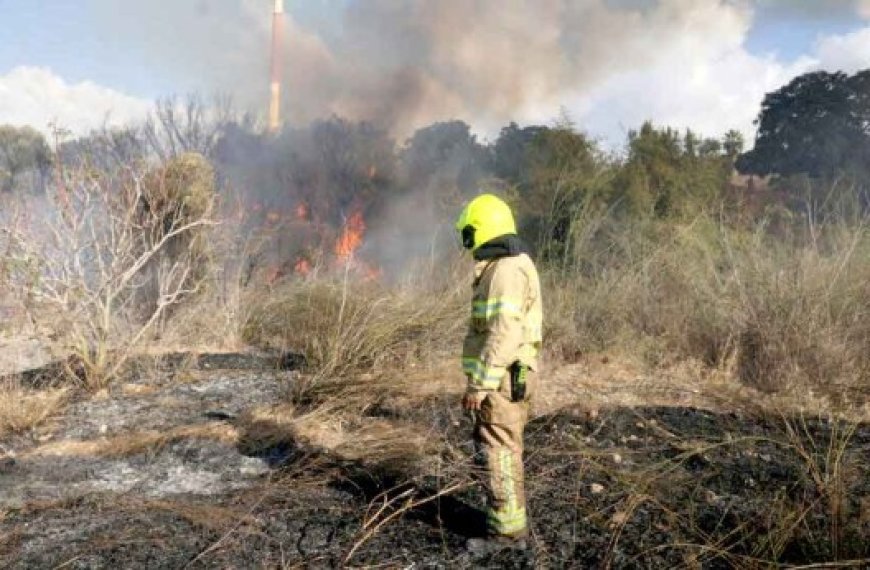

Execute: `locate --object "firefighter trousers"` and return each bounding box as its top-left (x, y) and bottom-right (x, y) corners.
top-left (473, 372), bottom-right (535, 537)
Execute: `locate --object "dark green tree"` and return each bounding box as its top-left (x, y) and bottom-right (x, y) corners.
top-left (400, 120), bottom-right (490, 205)
top-left (613, 122), bottom-right (731, 217)
top-left (491, 122), bottom-right (548, 183)
top-left (493, 122), bottom-right (606, 257)
top-left (736, 70), bottom-right (870, 179)
top-left (0, 125), bottom-right (51, 192)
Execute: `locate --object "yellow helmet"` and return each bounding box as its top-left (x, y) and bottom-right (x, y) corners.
top-left (455, 194), bottom-right (517, 251)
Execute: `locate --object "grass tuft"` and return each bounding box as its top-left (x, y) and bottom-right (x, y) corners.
top-left (0, 380), bottom-right (68, 438)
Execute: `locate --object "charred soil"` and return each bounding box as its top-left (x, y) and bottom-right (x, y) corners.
top-left (1, 359), bottom-right (868, 569)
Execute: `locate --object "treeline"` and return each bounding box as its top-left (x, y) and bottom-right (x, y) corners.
top-left (2, 69), bottom-right (868, 249)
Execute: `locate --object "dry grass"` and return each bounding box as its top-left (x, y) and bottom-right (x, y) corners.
top-left (237, 267), bottom-right (472, 481)
top-left (230, 214), bottom-right (870, 566)
top-left (244, 273), bottom-right (466, 369)
top-left (241, 264), bottom-right (467, 412)
top-left (239, 396), bottom-right (453, 475)
top-left (3, 163), bottom-right (869, 566)
top-left (0, 380), bottom-right (68, 438)
top-left (544, 213), bottom-right (870, 413)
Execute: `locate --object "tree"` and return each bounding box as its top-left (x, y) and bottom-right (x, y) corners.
top-left (618, 122), bottom-right (684, 216)
top-left (493, 122), bottom-right (605, 256)
top-left (59, 126), bottom-right (149, 172)
top-left (491, 122), bottom-right (548, 183)
top-left (736, 70), bottom-right (870, 179)
top-left (722, 129), bottom-right (744, 161)
top-left (0, 125), bottom-right (51, 192)
top-left (400, 120), bottom-right (490, 206)
top-left (143, 95), bottom-right (237, 161)
top-left (613, 122), bottom-right (732, 217)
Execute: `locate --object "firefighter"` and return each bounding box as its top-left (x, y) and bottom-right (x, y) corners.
top-left (455, 194), bottom-right (543, 553)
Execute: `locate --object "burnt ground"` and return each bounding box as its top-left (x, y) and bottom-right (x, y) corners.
top-left (1, 358), bottom-right (869, 569)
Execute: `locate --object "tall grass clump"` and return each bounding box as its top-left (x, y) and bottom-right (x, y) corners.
top-left (0, 380), bottom-right (68, 438)
top-left (241, 262), bottom-right (468, 406)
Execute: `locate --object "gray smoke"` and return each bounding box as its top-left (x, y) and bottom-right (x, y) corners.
top-left (87, 0), bottom-right (811, 136)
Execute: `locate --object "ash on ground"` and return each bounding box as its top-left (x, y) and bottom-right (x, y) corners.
top-left (1, 358), bottom-right (868, 569)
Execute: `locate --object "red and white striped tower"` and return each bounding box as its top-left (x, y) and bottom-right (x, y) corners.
top-left (268, 0), bottom-right (285, 133)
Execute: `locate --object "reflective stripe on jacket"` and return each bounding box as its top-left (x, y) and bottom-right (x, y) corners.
top-left (462, 252), bottom-right (542, 391)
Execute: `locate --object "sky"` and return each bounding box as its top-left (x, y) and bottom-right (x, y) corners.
top-left (0, 0), bottom-right (868, 147)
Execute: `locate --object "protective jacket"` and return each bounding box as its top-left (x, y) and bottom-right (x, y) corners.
top-left (462, 235), bottom-right (542, 393)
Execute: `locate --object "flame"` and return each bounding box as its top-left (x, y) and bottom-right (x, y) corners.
top-left (294, 258), bottom-right (312, 276)
top-left (363, 265), bottom-right (383, 281)
top-left (264, 265), bottom-right (283, 284)
top-left (368, 165), bottom-right (377, 179)
top-left (266, 211), bottom-right (281, 223)
top-left (335, 210), bottom-right (366, 261)
top-left (296, 202), bottom-right (309, 221)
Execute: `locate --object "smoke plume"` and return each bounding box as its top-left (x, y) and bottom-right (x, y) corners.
top-left (84, 1), bottom-right (773, 137)
top-left (5, 1), bottom-right (870, 142)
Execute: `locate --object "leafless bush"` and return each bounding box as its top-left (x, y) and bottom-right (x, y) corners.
top-left (143, 95), bottom-right (238, 161)
top-left (0, 151), bottom-right (218, 389)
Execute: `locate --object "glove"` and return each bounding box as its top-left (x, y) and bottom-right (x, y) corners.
top-left (462, 389), bottom-right (488, 411)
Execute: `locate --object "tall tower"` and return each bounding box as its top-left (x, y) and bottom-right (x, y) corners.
top-left (268, 0), bottom-right (285, 133)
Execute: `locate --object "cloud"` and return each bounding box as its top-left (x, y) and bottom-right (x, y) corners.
top-left (0, 66), bottom-right (151, 136)
top-left (814, 26), bottom-right (870, 73)
top-left (857, 0), bottom-right (870, 19)
top-left (566, 2), bottom-right (818, 146)
top-left (565, 7), bottom-right (870, 147)
top-left (753, 0), bottom-right (859, 19)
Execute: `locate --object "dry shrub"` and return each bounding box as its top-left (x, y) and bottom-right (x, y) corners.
top-left (134, 152), bottom-right (217, 316)
top-left (544, 213), bottom-right (870, 407)
top-left (0, 152), bottom-right (218, 389)
top-left (241, 267), bottom-right (467, 390)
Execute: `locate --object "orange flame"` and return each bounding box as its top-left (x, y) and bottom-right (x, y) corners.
top-left (296, 202), bottom-right (309, 221)
top-left (264, 265), bottom-right (282, 284)
top-left (363, 265), bottom-right (383, 281)
top-left (335, 210), bottom-right (366, 261)
top-left (294, 258), bottom-right (312, 276)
